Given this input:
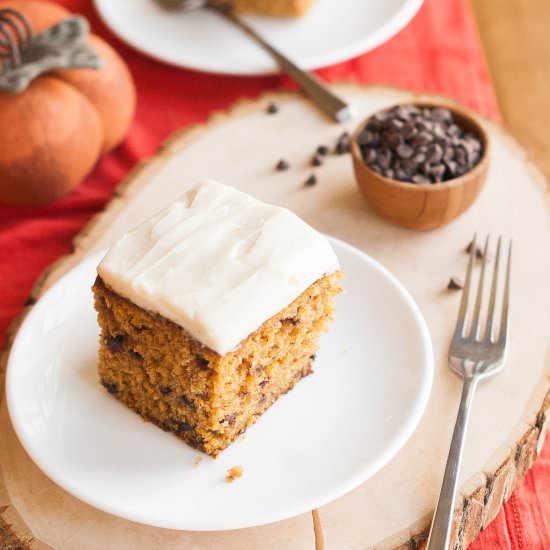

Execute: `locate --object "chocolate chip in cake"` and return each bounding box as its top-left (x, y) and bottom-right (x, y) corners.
top-left (304, 174), bottom-right (317, 187)
top-left (311, 154), bottom-right (323, 167)
top-left (130, 350), bottom-right (143, 361)
top-left (160, 386), bottom-right (173, 396)
top-left (276, 159), bottom-right (289, 171)
top-left (197, 356), bottom-right (210, 370)
top-left (175, 420), bottom-right (194, 434)
top-left (221, 413), bottom-right (237, 426)
top-left (106, 334), bottom-right (123, 353)
top-left (447, 277), bottom-right (464, 290)
top-left (309, 354), bottom-right (316, 360)
top-left (103, 381), bottom-right (119, 395)
top-left (266, 102), bottom-right (278, 114)
top-left (283, 317), bottom-right (299, 326)
top-left (317, 145), bottom-right (329, 156)
top-left (179, 395), bottom-right (195, 409)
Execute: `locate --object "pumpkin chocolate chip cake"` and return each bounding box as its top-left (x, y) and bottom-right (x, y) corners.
top-left (93, 180), bottom-right (342, 457)
top-left (214, 0), bottom-right (314, 17)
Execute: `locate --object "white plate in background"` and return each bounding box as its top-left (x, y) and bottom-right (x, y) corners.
top-left (94, 0), bottom-right (423, 75)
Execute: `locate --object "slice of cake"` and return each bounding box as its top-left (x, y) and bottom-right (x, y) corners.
top-left (214, 0), bottom-right (314, 17)
top-left (93, 180), bottom-right (342, 456)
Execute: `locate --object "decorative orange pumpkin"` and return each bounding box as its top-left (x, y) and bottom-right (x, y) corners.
top-left (0, 1), bottom-right (136, 206)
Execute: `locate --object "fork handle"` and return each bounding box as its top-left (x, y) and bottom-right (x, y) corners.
top-left (427, 376), bottom-right (478, 550)
top-left (210, 5), bottom-right (353, 123)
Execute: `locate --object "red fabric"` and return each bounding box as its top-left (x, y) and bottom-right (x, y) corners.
top-left (0, 0), bottom-right (546, 548)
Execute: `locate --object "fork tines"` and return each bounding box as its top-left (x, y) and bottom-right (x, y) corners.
top-left (454, 234), bottom-right (512, 343)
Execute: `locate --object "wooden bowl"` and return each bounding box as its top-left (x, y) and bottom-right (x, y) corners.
top-left (351, 102), bottom-right (490, 230)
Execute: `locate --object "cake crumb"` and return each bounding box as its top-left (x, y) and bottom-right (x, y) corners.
top-left (225, 466), bottom-right (243, 483)
top-left (194, 456), bottom-right (203, 467)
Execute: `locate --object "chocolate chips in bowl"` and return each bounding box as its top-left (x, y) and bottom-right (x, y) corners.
top-left (351, 102), bottom-right (489, 230)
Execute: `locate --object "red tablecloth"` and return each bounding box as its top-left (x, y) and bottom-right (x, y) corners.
top-left (0, 0), bottom-right (548, 548)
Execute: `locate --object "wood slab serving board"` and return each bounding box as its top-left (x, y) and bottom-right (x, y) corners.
top-left (1, 85), bottom-right (549, 550)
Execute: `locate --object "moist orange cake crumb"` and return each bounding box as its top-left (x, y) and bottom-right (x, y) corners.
top-left (226, 466), bottom-right (243, 482)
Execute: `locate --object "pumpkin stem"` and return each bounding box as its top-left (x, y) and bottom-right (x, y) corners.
top-left (0, 9), bottom-right (101, 94)
top-left (0, 9), bottom-right (33, 70)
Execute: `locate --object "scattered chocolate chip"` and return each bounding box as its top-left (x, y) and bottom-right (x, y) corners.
top-left (276, 159), bottom-right (289, 171)
top-left (316, 145), bottom-right (329, 156)
top-left (106, 334), bottom-right (123, 353)
top-left (103, 381), bottom-right (118, 395)
top-left (311, 154), bottom-right (323, 167)
top-left (130, 350), bottom-right (143, 361)
top-left (175, 420), bottom-right (194, 434)
top-left (309, 354), bottom-right (317, 360)
top-left (160, 386), bottom-right (173, 396)
top-left (335, 132), bottom-right (351, 154)
top-left (304, 174), bottom-right (317, 187)
top-left (266, 102), bottom-right (278, 114)
top-left (447, 277), bottom-right (464, 290)
top-left (465, 240), bottom-right (485, 259)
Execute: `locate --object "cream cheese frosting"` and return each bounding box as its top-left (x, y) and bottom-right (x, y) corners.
top-left (97, 180), bottom-right (340, 355)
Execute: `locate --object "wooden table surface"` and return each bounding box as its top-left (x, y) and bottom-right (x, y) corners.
top-left (471, 0), bottom-right (550, 183)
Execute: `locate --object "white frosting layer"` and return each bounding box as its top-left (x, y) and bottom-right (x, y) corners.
top-left (98, 180), bottom-right (340, 355)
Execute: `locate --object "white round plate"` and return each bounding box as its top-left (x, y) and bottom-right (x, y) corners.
top-left (7, 237), bottom-right (433, 531)
top-left (93, 0), bottom-right (424, 75)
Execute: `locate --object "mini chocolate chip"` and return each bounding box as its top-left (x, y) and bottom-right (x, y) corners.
top-left (401, 122), bottom-right (416, 139)
top-left (316, 145), bottom-right (329, 156)
top-left (276, 159), bottom-right (289, 171)
top-left (103, 381), bottom-right (118, 395)
top-left (384, 168), bottom-right (395, 179)
top-left (179, 395), bottom-right (195, 408)
top-left (160, 386), bottom-right (173, 396)
top-left (431, 107), bottom-right (452, 122)
top-left (196, 357), bottom-right (209, 371)
top-left (377, 149), bottom-right (392, 169)
top-left (311, 154), bottom-right (323, 167)
top-left (130, 350), bottom-right (143, 361)
top-left (430, 164), bottom-right (446, 182)
top-left (466, 240), bottom-right (484, 258)
top-left (221, 413), bottom-right (237, 425)
top-left (283, 317), bottom-right (299, 326)
top-left (259, 379), bottom-right (269, 387)
top-left (426, 143), bottom-right (443, 164)
top-left (447, 277), bottom-right (464, 290)
top-left (357, 131), bottom-right (373, 146)
top-left (364, 148), bottom-right (377, 163)
top-left (266, 102), bottom-right (278, 114)
top-left (175, 420), bottom-right (194, 434)
top-left (106, 335), bottom-right (123, 353)
top-left (335, 132), bottom-right (351, 154)
top-left (412, 174), bottom-right (430, 184)
top-left (443, 147), bottom-right (455, 163)
top-left (304, 174), bottom-right (317, 187)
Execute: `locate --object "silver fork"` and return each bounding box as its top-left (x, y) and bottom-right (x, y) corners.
top-left (155, 0), bottom-right (353, 123)
top-left (427, 234), bottom-right (512, 550)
